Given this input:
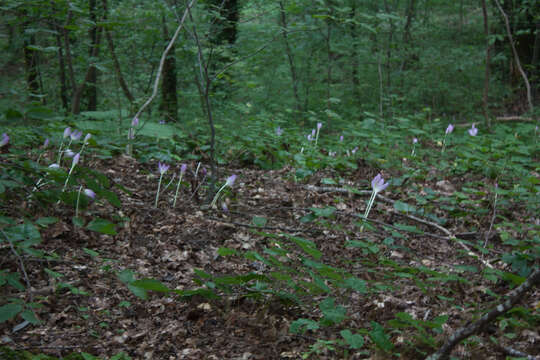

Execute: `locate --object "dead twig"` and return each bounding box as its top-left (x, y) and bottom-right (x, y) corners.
top-left (426, 267), bottom-right (540, 360)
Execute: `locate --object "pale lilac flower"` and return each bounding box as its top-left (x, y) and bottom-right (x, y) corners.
top-left (70, 130), bottom-right (82, 141)
top-left (222, 203), bottom-right (228, 213)
top-left (311, 129), bottom-right (316, 137)
top-left (83, 189), bottom-right (96, 199)
top-left (43, 138), bottom-right (50, 148)
top-left (48, 163), bottom-right (60, 169)
top-left (158, 162), bottom-right (169, 175)
top-left (371, 173), bottom-right (389, 194)
top-left (307, 134), bottom-right (313, 141)
top-left (0, 133), bottom-right (9, 147)
top-left (339, 135), bottom-right (344, 142)
top-left (351, 147), bottom-right (358, 154)
top-left (445, 124), bottom-right (454, 135)
top-left (72, 153), bottom-right (80, 166)
top-left (468, 123), bottom-right (478, 136)
top-left (84, 133), bottom-right (91, 144)
top-left (132, 117), bottom-right (139, 127)
top-left (276, 126), bottom-right (283, 136)
top-left (317, 122), bottom-right (322, 130)
top-left (180, 163), bottom-right (187, 174)
top-left (65, 149), bottom-right (75, 158)
top-left (63, 127), bottom-right (72, 138)
top-left (159, 120), bottom-right (166, 125)
top-left (413, 138), bottom-right (418, 144)
top-left (226, 174), bottom-right (237, 187)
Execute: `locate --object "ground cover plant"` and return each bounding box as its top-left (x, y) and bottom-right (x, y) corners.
top-left (1, 0), bottom-right (539, 359)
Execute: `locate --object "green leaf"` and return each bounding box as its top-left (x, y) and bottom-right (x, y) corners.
top-left (73, 217), bottom-right (85, 227)
top-left (81, 353), bottom-right (99, 360)
top-left (127, 284), bottom-right (148, 300)
top-left (319, 298), bottom-right (347, 326)
top-left (369, 321), bottom-right (394, 352)
top-left (35, 217), bottom-right (59, 227)
top-left (117, 269), bottom-right (135, 284)
top-left (321, 178), bottom-right (337, 185)
top-left (290, 318), bottom-right (320, 334)
top-left (310, 206), bottom-right (336, 218)
top-left (340, 329), bottom-right (364, 349)
top-left (217, 247), bottom-right (237, 256)
top-left (83, 248), bottom-right (100, 258)
top-left (252, 216), bottom-right (268, 227)
top-left (393, 201), bottom-right (416, 213)
top-left (343, 277), bottom-right (368, 293)
top-left (20, 309), bottom-right (40, 325)
top-left (86, 218), bottom-right (117, 235)
top-left (44, 268), bottom-right (64, 279)
top-left (131, 279), bottom-right (170, 293)
top-left (0, 303), bottom-right (23, 322)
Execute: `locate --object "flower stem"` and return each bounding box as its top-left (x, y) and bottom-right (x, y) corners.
top-left (155, 173), bottom-right (164, 208)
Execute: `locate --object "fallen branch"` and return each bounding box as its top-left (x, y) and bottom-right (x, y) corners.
top-left (426, 267), bottom-right (540, 360)
top-left (303, 184), bottom-right (493, 268)
top-left (496, 116), bottom-right (534, 122)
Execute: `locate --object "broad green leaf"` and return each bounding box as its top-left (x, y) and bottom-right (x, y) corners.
top-left (369, 321), bottom-right (394, 352)
top-left (218, 247), bottom-right (237, 256)
top-left (0, 303), bottom-right (23, 322)
top-left (86, 218), bottom-right (117, 235)
top-left (340, 329), bottom-right (364, 349)
top-left (20, 309), bottom-right (40, 325)
top-left (35, 217), bottom-right (59, 227)
top-left (131, 279), bottom-right (170, 292)
top-left (252, 216), bottom-right (267, 227)
top-left (83, 248), bottom-right (100, 258)
top-left (290, 318), bottom-right (320, 334)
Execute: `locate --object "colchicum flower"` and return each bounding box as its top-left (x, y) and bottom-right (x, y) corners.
top-left (0, 133), bottom-right (9, 147)
top-left (63, 152), bottom-right (81, 191)
top-left (70, 130), bottom-right (82, 141)
top-left (361, 173), bottom-right (389, 231)
top-left (468, 123), bottom-right (478, 136)
top-left (339, 135), bottom-right (344, 142)
top-left (211, 174), bottom-right (238, 208)
top-left (43, 138), bottom-right (50, 148)
top-left (155, 162), bottom-right (169, 207)
top-left (76, 186), bottom-right (96, 218)
top-left (84, 188), bottom-right (96, 199)
top-left (173, 163), bottom-right (188, 208)
top-left (132, 117), bottom-right (139, 127)
top-left (276, 127), bottom-right (283, 136)
top-left (315, 122), bottom-right (323, 145)
top-left (442, 124), bottom-right (454, 153)
top-left (411, 138), bottom-right (418, 157)
top-left (63, 127), bottom-right (72, 139)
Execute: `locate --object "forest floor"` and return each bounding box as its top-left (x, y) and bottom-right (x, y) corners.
top-left (1, 154), bottom-right (539, 360)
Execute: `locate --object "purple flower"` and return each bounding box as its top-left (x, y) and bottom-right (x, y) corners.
top-left (72, 153), bottom-right (80, 166)
top-left (222, 203), bottom-right (228, 213)
top-left (351, 147), bottom-right (358, 154)
top-left (43, 138), bottom-right (50, 148)
top-left (132, 117), bottom-right (139, 127)
top-left (371, 173), bottom-right (389, 194)
top-left (339, 135), bottom-right (344, 142)
top-left (445, 124), bottom-right (454, 135)
top-left (468, 123), bottom-right (478, 136)
top-left (413, 138), bottom-right (418, 144)
top-left (0, 133), bottom-right (9, 147)
top-left (180, 163), bottom-right (187, 174)
top-left (48, 163), bottom-right (60, 169)
top-left (317, 122), bottom-right (322, 130)
top-left (84, 133), bottom-right (91, 144)
top-left (307, 134), bottom-right (313, 141)
top-left (70, 130), bottom-right (82, 141)
top-left (63, 127), bottom-right (72, 138)
top-left (159, 120), bottom-right (166, 125)
top-left (65, 149), bottom-right (75, 158)
top-left (83, 189), bottom-right (96, 199)
top-left (158, 162), bottom-right (169, 174)
top-left (311, 129), bottom-right (316, 137)
top-left (276, 126), bottom-right (283, 136)
top-left (226, 174), bottom-right (237, 187)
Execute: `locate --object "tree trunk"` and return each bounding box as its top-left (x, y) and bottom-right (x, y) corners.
top-left (86, 0), bottom-right (99, 111)
top-left (102, 0), bottom-right (134, 105)
top-left (54, 24), bottom-right (69, 110)
top-left (208, 0), bottom-right (239, 45)
top-left (481, 0), bottom-right (491, 128)
top-left (160, 14), bottom-right (178, 122)
top-left (278, 1), bottom-right (301, 113)
top-left (349, 2), bottom-right (360, 102)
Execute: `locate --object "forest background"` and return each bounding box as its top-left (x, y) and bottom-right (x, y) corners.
top-left (0, 0), bottom-right (539, 359)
